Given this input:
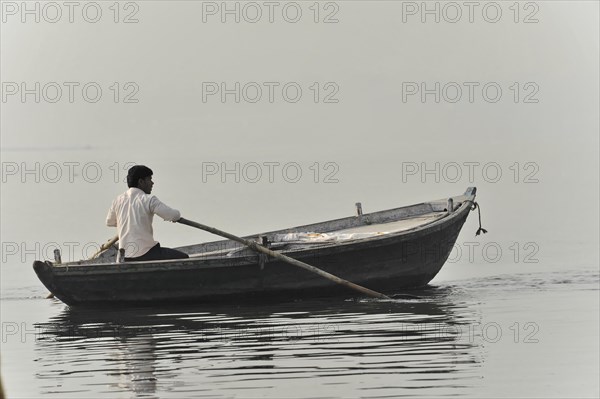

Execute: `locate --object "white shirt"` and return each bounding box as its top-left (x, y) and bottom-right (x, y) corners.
top-left (106, 188), bottom-right (181, 258)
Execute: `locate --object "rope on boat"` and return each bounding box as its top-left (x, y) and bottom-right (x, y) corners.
top-left (470, 201), bottom-right (487, 236)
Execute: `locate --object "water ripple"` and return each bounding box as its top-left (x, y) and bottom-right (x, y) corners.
top-left (28, 269), bottom-right (598, 397)
top-left (31, 288), bottom-right (484, 397)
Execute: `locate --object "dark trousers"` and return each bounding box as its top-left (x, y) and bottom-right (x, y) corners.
top-left (125, 243), bottom-right (189, 262)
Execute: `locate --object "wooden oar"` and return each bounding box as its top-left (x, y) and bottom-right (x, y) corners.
top-left (91, 235), bottom-right (119, 259)
top-left (177, 217), bottom-right (390, 300)
top-left (46, 235), bottom-right (119, 299)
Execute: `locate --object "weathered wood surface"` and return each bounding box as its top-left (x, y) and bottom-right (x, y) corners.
top-left (177, 217), bottom-right (390, 299)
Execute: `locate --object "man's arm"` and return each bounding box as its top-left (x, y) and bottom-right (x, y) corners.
top-left (149, 196), bottom-right (181, 222)
top-left (106, 202), bottom-right (117, 227)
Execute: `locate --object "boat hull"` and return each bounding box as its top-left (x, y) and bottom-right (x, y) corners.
top-left (33, 188), bottom-right (475, 305)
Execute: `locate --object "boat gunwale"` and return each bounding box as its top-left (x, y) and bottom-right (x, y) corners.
top-left (183, 190), bottom-right (475, 250)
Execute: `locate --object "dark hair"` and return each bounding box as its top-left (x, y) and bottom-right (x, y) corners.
top-left (127, 165), bottom-right (153, 188)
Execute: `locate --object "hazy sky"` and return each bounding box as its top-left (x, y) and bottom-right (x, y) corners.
top-left (1, 1), bottom-right (598, 264)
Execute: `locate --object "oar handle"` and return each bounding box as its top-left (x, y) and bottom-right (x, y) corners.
top-left (177, 217), bottom-right (390, 300)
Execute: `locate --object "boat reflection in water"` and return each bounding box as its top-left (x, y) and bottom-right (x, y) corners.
top-left (34, 288), bottom-right (484, 397)
top-left (112, 336), bottom-right (158, 394)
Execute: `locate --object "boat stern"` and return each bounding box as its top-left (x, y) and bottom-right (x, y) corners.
top-left (33, 260), bottom-right (61, 299)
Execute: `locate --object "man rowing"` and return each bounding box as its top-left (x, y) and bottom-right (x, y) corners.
top-left (106, 165), bottom-right (189, 262)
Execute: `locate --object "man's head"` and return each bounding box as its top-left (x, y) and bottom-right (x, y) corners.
top-left (127, 165), bottom-right (154, 194)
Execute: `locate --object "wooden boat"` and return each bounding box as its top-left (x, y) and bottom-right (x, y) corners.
top-left (33, 187), bottom-right (478, 306)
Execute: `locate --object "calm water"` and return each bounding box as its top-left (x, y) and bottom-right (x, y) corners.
top-left (1, 266), bottom-right (598, 398)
